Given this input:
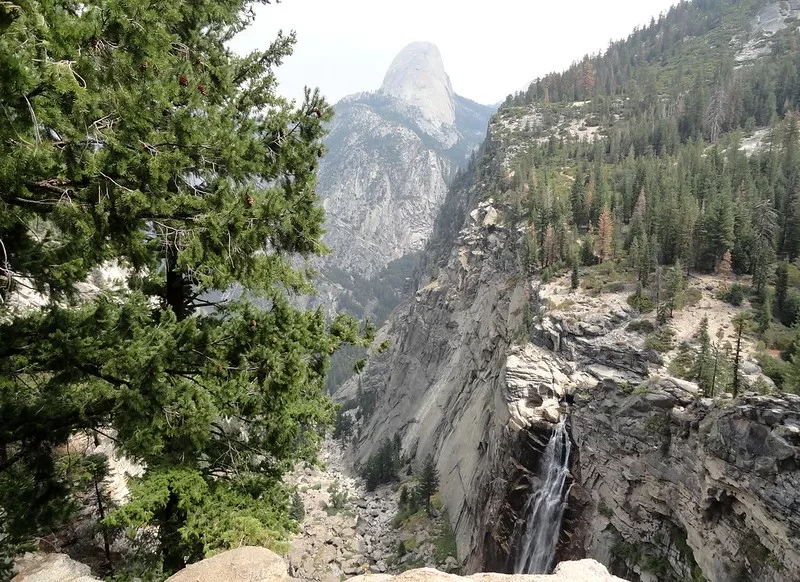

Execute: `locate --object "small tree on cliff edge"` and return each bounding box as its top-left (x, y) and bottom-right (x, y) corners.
top-left (571, 255), bottom-right (580, 290)
top-left (418, 455), bottom-right (439, 517)
top-left (0, 0), bottom-right (372, 574)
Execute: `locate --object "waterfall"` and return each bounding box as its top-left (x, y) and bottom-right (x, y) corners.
top-left (514, 416), bottom-right (572, 574)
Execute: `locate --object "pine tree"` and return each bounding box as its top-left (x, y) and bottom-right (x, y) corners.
top-left (398, 485), bottom-right (409, 510)
top-left (543, 225), bottom-right (557, 267)
top-left (695, 316), bottom-right (713, 396)
top-left (663, 261), bottom-right (686, 319)
top-left (571, 258), bottom-right (580, 290)
top-left (290, 492), bottom-right (306, 523)
top-left (418, 455), bottom-right (439, 518)
top-left (84, 454), bottom-right (115, 570)
top-left (775, 262), bottom-right (789, 323)
top-left (630, 235), bottom-right (642, 271)
top-left (525, 225), bottom-right (539, 272)
top-left (0, 0), bottom-right (372, 572)
top-left (583, 173), bottom-right (596, 228)
top-left (752, 199), bottom-right (777, 296)
top-left (719, 250), bottom-right (733, 279)
top-left (732, 314), bottom-right (749, 398)
top-left (596, 206), bottom-right (614, 263)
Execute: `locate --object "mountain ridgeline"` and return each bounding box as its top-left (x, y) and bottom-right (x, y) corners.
top-left (340, 1), bottom-right (800, 581)
top-left (312, 42), bottom-right (494, 324)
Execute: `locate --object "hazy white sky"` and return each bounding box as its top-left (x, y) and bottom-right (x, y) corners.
top-left (231, 0), bottom-right (679, 105)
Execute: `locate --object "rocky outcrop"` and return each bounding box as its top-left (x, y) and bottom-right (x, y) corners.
top-left (736, 1), bottom-right (800, 64)
top-left (180, 549), bottom-right (629, 582)
top-left (284, 440), bottom-right (421, 580)
top-left (530, 284), bottom-right (658, 382)
top-left (12, 548), bottom-right (627, 582)
top-left (11, 553), bottom-right (99, 582)
top-left (380, 42), bottom-right (457, 141)
top-left (571, 380), bottom-right (800, 582)
top-left (164, 547), bottom-right (291, 582)
top-left (349, 559), bottom-right (628, 582)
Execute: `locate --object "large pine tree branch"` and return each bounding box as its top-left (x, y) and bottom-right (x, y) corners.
top-left (5, 191), bottom-right (199, 222)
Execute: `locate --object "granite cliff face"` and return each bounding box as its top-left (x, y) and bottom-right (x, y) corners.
top-left (337, 192), bottom-right (529, 565)
top-left (340, 104), bottom-right (800, 580)
top-left (336, 112), bottom-right (540, 571)
top-left (314, 42), bottom-right (493, 313)
top-left (571, 381), bottom-right (800, 582)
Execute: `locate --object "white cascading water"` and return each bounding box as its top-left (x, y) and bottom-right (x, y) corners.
top-left (514, 415), bottom-right (572, 574)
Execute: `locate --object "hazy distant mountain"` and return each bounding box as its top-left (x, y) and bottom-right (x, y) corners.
top-left (313, 42), bottom-right (494, 319)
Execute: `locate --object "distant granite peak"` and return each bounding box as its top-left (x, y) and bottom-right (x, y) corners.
top-left (308, 41), bottom-right (494, 320)
top-left (380, 41), bottom-right (456, 129)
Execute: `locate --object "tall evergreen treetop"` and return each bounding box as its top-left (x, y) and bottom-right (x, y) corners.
top-left (418, 454), bottom-right (439, 517)
top-left (0, 0), bottom-right (371, 574)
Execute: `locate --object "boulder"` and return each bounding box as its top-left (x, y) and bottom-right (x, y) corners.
top-left (12, 553), bottom-right (99, 582)
top-left (165, 547), bottom-right (291, 582)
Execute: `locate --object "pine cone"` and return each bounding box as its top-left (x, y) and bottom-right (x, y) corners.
top-left (179, 74), bottom-right (189, 87)
top-left (246, 195), bottom-right (255, 207)
top-left (197, 85), bottom-right (207, 96)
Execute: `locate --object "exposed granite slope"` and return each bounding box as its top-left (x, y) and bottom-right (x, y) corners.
top-left (338, 195), bottom-right (530, 570)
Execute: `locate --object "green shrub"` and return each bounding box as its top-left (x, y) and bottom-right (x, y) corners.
top-left (668, 343), bottom-right (696, 380)
top-left (549, 299), bottom-right (576, 312)
top-left (628, 291), bottom-right (655, 313)
top-left (627, 319), bottom-right (656, 334)
top-left (757, 352), bottom-right (791, 391)
top-left (603, 281), bottom-right (627, 293)
top-left (646, 414), bottom-right (670, 433)
top-left (433, 515), bottom-right (458, 563)
top-left (645, 327), bottom-right (675, 353)
top-left (392, 506), bottom-right (419, 528)
top-left (685, 287), bottom-right (703, 307)
top-left (718, 283), bottom-right (747, 306)
top-left (598, 501), bottom-right (613, 518)
top-left (327, 482), bottom-right (348, 510)
top-left (289, 491), bottom-right (305, 522)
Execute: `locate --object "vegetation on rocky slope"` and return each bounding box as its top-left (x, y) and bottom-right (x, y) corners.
top-left (490, 0), bottom-right (800, 394)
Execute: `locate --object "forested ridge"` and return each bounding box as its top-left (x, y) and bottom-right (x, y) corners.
top-left (478, 0), bottom-right (800, 393)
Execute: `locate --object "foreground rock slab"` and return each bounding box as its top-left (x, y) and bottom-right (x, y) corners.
top-left (12, 553), bottom-right (99, 582)
top-left (14, 548), bottom-right (628, 582)
top-left (164, 548), bottom-right (626, 582)
top-left (165, 547), bottom-right (291, 582)
top-left (350, 560), bottom-right (628, 582)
